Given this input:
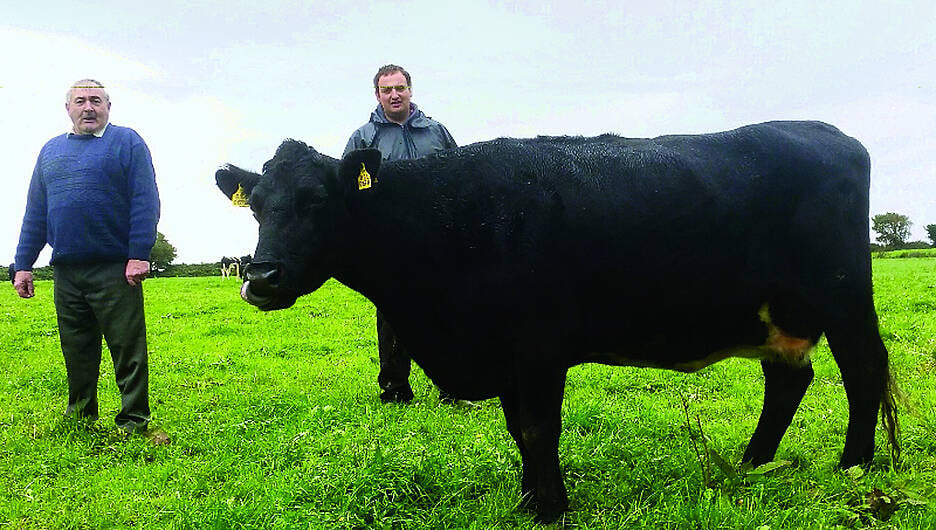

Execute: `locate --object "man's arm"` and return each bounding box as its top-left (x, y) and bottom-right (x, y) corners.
top-left (439, 123), bottom-right (457, 149)
top-left (125, 133), bottom-right (160, 263)
top-left (14, 152), bottom-right (49, 299)
top-left (343, 129), bottom-right (364, 158)
top-left (14, 158), bottom-right (49, 274)
top-left (344, 122), bottom-right (379, 158)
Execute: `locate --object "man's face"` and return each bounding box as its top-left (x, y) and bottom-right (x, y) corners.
top-left (375, 71), bottom-right (411, 124)
top-left (66, 86), bottom-right (110, 135)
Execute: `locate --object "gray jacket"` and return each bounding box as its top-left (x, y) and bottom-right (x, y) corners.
top-left (344, 103), bottom-right (457, 160)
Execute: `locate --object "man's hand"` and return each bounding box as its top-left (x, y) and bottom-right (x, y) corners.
top-left (126, 259), bottom-right (150, 286)
top-left (14, 271), bottom-right (35, 298)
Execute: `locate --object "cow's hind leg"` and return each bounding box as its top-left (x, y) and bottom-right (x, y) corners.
top-left (825, 309), bottom-right (898, 468)
top-left (742, 360), bottom-right (814, 466)
top-left (500, 368), bottom-right (568, 524)
top-left (778, 159), bottom-right (899, 468)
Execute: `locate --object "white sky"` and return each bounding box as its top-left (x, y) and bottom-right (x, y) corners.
top-left (2, 1), bottom-right (934, 266)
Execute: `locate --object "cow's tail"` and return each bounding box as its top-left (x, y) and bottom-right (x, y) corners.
top-left (881, 370), bottom-right (901, 465)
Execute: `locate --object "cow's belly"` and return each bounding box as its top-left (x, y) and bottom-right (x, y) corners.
top-left (416, 361), bottom-right (507, 401)
top-left (587, 341), bottom-right (814, 373)
top-left (585, 304), bottom-right (818, 372)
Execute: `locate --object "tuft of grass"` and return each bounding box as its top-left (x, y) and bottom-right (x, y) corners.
top-left (1, 260), bottom-right (935, 528)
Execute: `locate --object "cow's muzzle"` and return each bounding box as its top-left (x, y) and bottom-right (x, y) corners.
top-left (241, 261), bottom-right (281, 308)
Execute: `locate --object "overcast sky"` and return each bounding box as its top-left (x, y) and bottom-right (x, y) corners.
top-left (3, 1), bottom-right (934, 267)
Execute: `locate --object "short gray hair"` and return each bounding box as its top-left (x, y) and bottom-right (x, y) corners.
top-left (66, 79), bottom-right (110, 103)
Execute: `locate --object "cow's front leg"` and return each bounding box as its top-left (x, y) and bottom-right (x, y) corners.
top-left (500, 367), bottom-right (568, 524)
top-left (742, 359), bottom-right (814, 466)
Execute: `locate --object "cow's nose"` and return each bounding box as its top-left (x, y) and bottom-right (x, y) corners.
top-left (245, 261), bottom-right (280, 293)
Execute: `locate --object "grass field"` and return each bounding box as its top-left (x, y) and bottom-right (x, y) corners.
top-left (2, 258), bottom-right (935, 529)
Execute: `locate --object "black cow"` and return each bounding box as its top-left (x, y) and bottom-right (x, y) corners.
top-left (216, 121), bottom-right (898, 523)
top-left (8, 263), bottom-right (14, 285)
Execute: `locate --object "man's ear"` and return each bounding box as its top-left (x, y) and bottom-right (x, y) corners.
top-left (216, 165), bottom-right (259, 202)
top-left (339, 148), bottom-right (383, 195)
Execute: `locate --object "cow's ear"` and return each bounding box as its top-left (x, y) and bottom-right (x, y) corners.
top-left (339, 148), bottom-right (383, 195)
top-left (216, 165), bottom-right (259, 204)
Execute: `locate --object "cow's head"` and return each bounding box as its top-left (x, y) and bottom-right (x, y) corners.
top-left (216, 139), bottom-right (382, 310)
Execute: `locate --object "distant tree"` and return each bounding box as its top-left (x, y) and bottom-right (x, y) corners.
top-left (926, 224), bottom-right (936, 247)
top-left (871, 212), bottom-right (912, 249)
top-left (150, 231), bottom-right (178, 272)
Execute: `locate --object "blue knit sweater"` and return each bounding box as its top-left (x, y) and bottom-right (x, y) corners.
top-left (15, 124), bottom-right (160, 270)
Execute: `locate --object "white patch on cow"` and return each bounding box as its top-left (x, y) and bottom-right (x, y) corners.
top-left (221, 262), bottom-right (240, 279)
top-left (757, 303), bottom-right (816, 365)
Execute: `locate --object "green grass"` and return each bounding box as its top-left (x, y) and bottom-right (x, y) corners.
top-left (2, 259), bottom-right (935, 529)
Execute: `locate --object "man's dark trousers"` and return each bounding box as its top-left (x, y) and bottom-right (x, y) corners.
top-left (53, 262), bottom-right (150, 433)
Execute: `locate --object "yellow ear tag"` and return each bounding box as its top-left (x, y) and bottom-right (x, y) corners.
top-left (231, 183), bottom-right (249, 207)
top-left (358, 162), bottom-right (372, 190)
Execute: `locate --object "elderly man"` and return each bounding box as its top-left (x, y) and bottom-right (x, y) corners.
top-left (13, 79), bottom-right (161, 436)
top-left (345, 64), bottom-right (457, 403)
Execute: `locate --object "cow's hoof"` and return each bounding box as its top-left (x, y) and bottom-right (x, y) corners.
top-left (534, 506), bottom-right (567, 525)
top-left (838, 453), bottom-right (874, 471)
top-left (379, 386), bottom-right (414, 404)
top-left (528, 495), bottom-right (568, 525)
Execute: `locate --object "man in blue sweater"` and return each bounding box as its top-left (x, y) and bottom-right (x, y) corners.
top-left (13, 79), bottom-right (161, 436)
top-left (345, 65), bottom-right (457, 403)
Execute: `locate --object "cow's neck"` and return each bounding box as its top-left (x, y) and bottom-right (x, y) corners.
top-left (336, 165), bottom-right (450, 309)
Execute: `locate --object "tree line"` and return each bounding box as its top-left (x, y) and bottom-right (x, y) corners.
top-left (871, 213), bottom-right (936, 251)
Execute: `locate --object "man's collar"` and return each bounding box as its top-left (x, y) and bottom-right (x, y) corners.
top-left (67, 122), bottom-right (109, 138)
